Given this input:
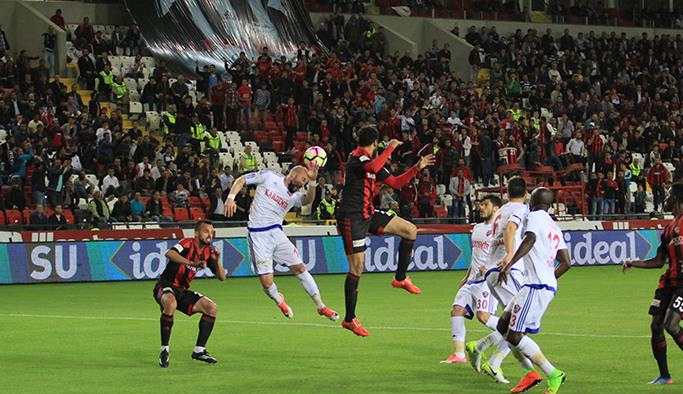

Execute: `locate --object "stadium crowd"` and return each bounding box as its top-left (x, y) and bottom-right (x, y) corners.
top-left (1, 6), bottom-right (683, 228)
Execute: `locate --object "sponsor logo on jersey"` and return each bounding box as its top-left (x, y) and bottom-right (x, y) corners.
top-left (264, 188), bottom-right (289, 209)
top-left (472, 240), bottom-right (490, 250)
top-left (670, 236), bottom-right (683, 247)
top-left (514, 305), bottom-right (521, 313)
top-left (486, 230), bottom-right (492, 236)
top-left (651, 299), bottom-right (661, 307)
top-left (366, 173), bottom-right (376, 180)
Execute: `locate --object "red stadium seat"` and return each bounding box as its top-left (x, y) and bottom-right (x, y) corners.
top-left (174, 208), bottom-right (189, 221)
top-left (162, 207), bottom-right (174, 219)
top-left (6, 209), bottom-right (23, 224)
top-left (188, 196), bottom-right (202, 208)
top-left (200, 197), bottom-right (210, 209)
top-left (0, 210), bottom-right (5, 224)
top-left (22, 209), bottom-right (31, 224)
top-left (190, 207), bottom-right (206, 221)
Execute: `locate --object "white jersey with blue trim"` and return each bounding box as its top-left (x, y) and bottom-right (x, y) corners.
top-left (467, 222), bottom-right (493, 283)
top-left (521, 210), bottom-right (567, 292)
top-left (245, 170), bottom-right (304, 229)
top-left (486, 201), bottom-right (529, 274)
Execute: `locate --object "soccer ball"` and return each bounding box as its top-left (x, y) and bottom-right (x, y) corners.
top-left (304, 146), bottom-right (328, 168)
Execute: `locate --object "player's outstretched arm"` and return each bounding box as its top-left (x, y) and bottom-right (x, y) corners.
top-left (300, 179), bottom-right (318, 206)
top-left (623, 244), bottom-right (666, 272)
top-left (224, 175), bottom-right (247, 217)
top-left (165, 249), bottom-right (206, 269)
top-left (382, 155), bottom-right (436, 190)
top-left (363, 142), bottom-right (398, 174)
top-left (499, 231), bottom-right (535, 284)
top-left (555, 248), bottom-right (571, 279)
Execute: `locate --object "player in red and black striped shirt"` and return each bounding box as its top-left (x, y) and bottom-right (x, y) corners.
top-left (153, 219), bottom-right (226, 368)
top-left (336, 126), bottom-right (435, 336)
top-left (624, 182), bottom-right (683, 384)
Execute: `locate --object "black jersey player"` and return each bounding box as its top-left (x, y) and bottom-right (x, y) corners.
top-left (336, 126), bottom-right (435, 336)
top-left (624, 182), bottom-right (683, 384)
top-left (153, 219), bottom-right (226, 367)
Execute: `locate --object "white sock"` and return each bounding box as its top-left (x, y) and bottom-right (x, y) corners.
top-left (517, 336), bottom-right (555, 375)
top-left (488, 340), bottom-right (511, 369)
top-left (160, 345), bottom-right (169, 352)
top-left (296, 271), bottom-right (324, 309)
top-left (477, 330), bottom-right (503, 352)
top-left (194, 346), bottom-right (205, 354)
top-left (451, 316), bottom-right (466, 357)
top-left (263, 284), bottom-right (282, 304)
top-left (485, 315), bottom-right (499, 331)
top-left (511, 346), bottom-right (535, 371)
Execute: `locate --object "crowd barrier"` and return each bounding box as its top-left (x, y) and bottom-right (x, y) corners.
top-left (0, 229), bottom-right (661, 284)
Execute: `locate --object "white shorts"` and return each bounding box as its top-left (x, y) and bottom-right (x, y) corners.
top-left (247, 228), bottom-right (302, 275)
top-left (453, 281), bottom-right (499, 320)
top-left (486, 269), bottom-right (525, 308)
top-left (505, 285), bottom-right (555, 334)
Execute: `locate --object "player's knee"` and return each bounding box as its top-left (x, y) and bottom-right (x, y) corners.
top-left (451, 306), bottom-right (463, 317)
top-left (163, 298), bottom-right (177, 314)
top-left (651, 319), bottom-right (665, 336)
top-left (403, 223), bottom-right (417, 240)
top-left (506, 331), bottom-right (522, 346)
top-left (290, 264), bottom-right (305, 275)
top-left (207, 301), bottom-right (218, 317)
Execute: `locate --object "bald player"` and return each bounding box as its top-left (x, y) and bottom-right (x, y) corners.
top-left (225, 165), bottom-right (339, 321)
top-left (497, 188), bottom-right (572, 394)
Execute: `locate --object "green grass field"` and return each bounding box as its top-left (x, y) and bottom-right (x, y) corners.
top-left (1, 266), bottom-right (681, 394)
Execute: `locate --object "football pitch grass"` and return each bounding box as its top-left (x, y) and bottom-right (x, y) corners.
top-left (1, 266), bottom-right (682, 394)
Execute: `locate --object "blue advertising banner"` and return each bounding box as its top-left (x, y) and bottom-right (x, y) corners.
top-left (0, 230), bottom-right (662, 284)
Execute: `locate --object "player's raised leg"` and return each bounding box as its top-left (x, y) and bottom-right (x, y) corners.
top-left (289, 263), bottom-right (339, 321)
top-left (158, 291), bottom-right (176, 368)
top-left (383, 215), bottom-right (421, 294)
top-left (190, 297), bottom-right (218, 364)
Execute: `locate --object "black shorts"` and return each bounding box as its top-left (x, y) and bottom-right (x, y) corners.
top-left (153, 281), bottom-right (204, 316)
top-left (648, 287), bottom-right (683, 318)
top-left (336, 210), bottom-right (395, 255)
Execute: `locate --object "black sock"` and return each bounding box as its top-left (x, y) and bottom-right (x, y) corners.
top-left (394, 239), bottom-right (415, 281)
top-left (344, 273), bottom-right (360, 322)
top-left (196, 314), bottom-right (216, 348)
top-left (160, 313), bottom-right (174, 347)
top-left (651, 336), bottom-right (670, 378)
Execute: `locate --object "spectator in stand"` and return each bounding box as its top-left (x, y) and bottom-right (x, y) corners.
top-left (88, 190), bottom-right (110, 227)
top-left (253, 82), bottom-right (271, 130)
top-left (73, 170), bottom-right (95, 201)
top-left (130, 192), bottom-right (145, 222)
top-left (50, 9), bottom-right (65, 30)
top-left (112, 193), bottom-right (133, 222)
top-left (49, 204), bottom-right (67, 230)
top-left (468, 43), bottom-right (482, 81)
top-left (74, 17), bottom-right (94, 49)
top-left (634, 183), bottom-right (646, 214)
top-left (77, 48), bottom-right (96, 90)
top-left (603, 170), bottom-right (618, 217)
top-left (589, 172), bottom-right (604, 220)
top-left (46, 157), bottom-right (71, 209)
top-left (136, 168), bottom-right (155, 197)
top-left (237, 79), bottom-right (252, 131)
top-left (449, 168), bottom-right (471, 223)
top-left (239, 144), bottom-right (257, 175)
top-left (125, 24), bottom-right (142, 56)
top-left (0, 23), bottom-right (10, 57)
top-left (233, 184), bottom-right (251, 222)
top-left (29, 204), bottom-right (49, 230)
top-left (417, 168), bottom-right (437, 218)
top-left (102, 167), bottom-right (120, 197)
top-left (172, 183), bottom-right (190, 208)
top-left (647, 158), bottom-right (669, 212)
top-left (42, 26), bottom-right (57, 75)
top-left (209, 187), bottom-right (228, 221)
top-left (145, 191), bottom-right (170, 222)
